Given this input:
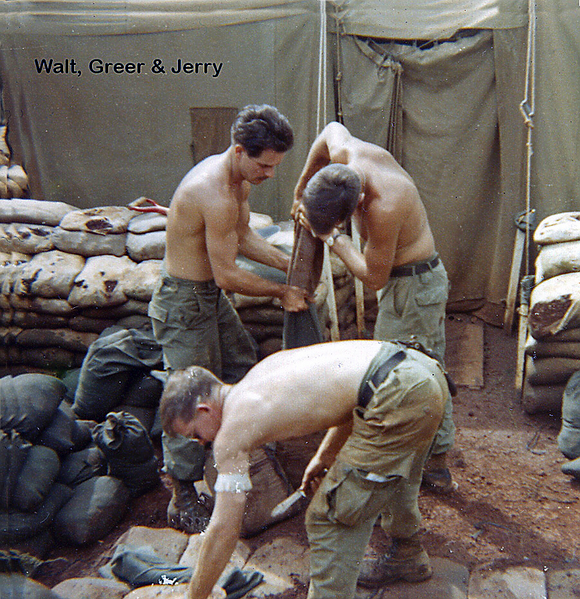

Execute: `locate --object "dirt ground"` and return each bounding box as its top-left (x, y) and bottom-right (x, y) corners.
top-left (35, 317), bottom-right (580, 591)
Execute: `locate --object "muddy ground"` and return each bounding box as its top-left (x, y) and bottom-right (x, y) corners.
top-left (35, 317), bottom-right (580, 592)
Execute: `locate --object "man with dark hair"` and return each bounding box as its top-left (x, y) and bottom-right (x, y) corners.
top-left (231, 104), bottom-right (295, 157)
top-left (148, 104), bottom-right (308, 534)
top-left (293, 122), bottom-right (455, 505)
top-left (160, 340), bottom-right (448, 599)
top-left (301, 163), bottom-right (362, 235)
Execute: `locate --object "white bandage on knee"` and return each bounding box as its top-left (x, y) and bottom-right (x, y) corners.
top-left (214, 472), bottom-right (252, 493)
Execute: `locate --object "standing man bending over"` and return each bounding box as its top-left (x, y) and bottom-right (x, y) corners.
top-left (293, 122), bottom-right (455, 497)
top-left (148, 105), bottom-right (309, 534)
top-left (160, 339), bottom-right (448, 599)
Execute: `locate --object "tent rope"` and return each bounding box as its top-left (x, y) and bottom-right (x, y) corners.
top-left (317, 0), bottom-right (340, 341)
top-left (519, 0), bottom-right (536, 279)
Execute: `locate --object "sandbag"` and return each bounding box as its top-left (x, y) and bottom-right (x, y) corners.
top-left (15, 328), bottom-right (98, 353)
top-left (59, 206), bottom-right (134, 235)
top-left (0, 198), bottom-right (74, 226)
top-left (11, 249), bottom-right (85, 298)
top-left (557, 370), bottom-right (580, 459)
top-left (53, 227), bottom-right (127, 257)
top-left (13, 445), bottom-right (61, 512)
top-left (12, 311), bottom-right (69, 329)
top-left (73, 327), bottom-right (162, 421)
top-left (123, 259), bottom-right (162, 301)
top-left (68, 255), bottom-right (136, 308)
top-left (123, 371), bottom-right (164, 409)
top-left (521, 378), bottom-right (565, 415)
top-left (0, 573), bottom-right (64, 599)
top-left (8, 295), bottom-right (75, 316)
top-left (528, 273), bottom-right (580, 339)
top-left (53, 476), bottom-right (130, 546)
top-left (525, 336), bottom-right (580, 360)
top-left (561, 456), bottom-right (580, 480)
top-left (534, 211), bottom-right (580, 245)
top-left (0, 374), bottom-right (66, 441)
top-left (36, 406), bottom-right (93, 456)
top-left (126, 230), bottom-right (166, 262)
top-left (57, 445), bottom-right (107, 487)
top-left (105, 543), bottom-right (263, 598)
top-left (107, 543), bottom-right (192, 587)
top-left (0, 430), bottom-right (32, 510)
top-left (127, 212), bottom-right (167, 234)
top-left (1, 223), bottom-right (55, 254)
top-left (535, 240), bottom-right (580, 283)
top-left (525, 356), bottom-right (580, 386)
top-left (93, 412), bottom-right (160, 497)
top-left (0, 483), bottom-right (73, 544)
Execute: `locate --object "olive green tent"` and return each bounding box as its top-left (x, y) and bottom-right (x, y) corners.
top-left (1, 0), bottom-right (579, 317)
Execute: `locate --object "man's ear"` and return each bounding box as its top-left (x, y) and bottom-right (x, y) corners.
top-left (196, 403), bottom-right (211, 414)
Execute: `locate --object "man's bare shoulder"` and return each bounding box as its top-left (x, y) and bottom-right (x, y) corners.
top-left (171, 155), bottom-right (229, 205)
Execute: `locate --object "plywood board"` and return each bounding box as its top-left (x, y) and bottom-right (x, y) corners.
top-left (446, 318), bottom-right (484, 388)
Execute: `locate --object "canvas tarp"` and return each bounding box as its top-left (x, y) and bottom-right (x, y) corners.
top-left (1, 0), bottom-right (580, 314)
top-left (0, 1), bottom-right (328, 220)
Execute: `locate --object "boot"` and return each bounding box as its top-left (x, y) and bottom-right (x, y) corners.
top-left (422, 452), bottom-right (455, 493)
top-left (357, 534), bottom-right (432, 588)
top-left (167, 477), bottom-right (213, 534)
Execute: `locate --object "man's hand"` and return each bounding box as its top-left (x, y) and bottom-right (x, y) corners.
top-left (301, 455), bottom-right (329, 496)
top-left (294, 203), bottom-right (312, 233)
top-left (281, 285), bottom-right (309, 312)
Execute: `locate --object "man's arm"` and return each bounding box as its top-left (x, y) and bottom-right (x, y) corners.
top-left (187, 490), bottom-right (246, 599)
top-left (301, 420), bottom-right (353, 494)
top-left (204, 200), bottom-right (308, 311)
top-left (292, 122), bottom-right (353, 216)
top-left (237, 224), bottom-right (290, 272)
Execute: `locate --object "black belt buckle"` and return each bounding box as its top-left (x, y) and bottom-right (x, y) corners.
top-left (358, 350), bottom-right (407, 410)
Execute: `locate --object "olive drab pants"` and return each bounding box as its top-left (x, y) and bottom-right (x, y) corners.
top-left (305, 345), bottom-right (447, 599)
top-left (148, 271), bottom-right (257, 482)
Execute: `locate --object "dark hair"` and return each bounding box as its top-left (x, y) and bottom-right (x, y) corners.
top-left (231, 104), bottom-right (294, 157)
top-left (302, 164), bottom-right (361, 235)
top-left (160, 366), bottom-right (222, 436)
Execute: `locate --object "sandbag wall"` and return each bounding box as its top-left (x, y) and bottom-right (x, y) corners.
top-left (0, 199), bottom-right (357, 375)
top-left (0, 125), bottom-right (30, 200)
top-left (522, 212), bottom-right (580, 413)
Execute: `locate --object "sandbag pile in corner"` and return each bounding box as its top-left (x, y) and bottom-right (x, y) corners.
top-left (0, 371), bottom-right (160, 553)
top-left (523, 212), bottom-right (580, 414)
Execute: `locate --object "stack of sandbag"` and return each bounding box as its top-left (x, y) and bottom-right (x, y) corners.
top-left (523, 212), bottom-right (580, 413)
top-left (0, 125), bottom-right (30, 199)
top-left (0, 200), bottom-right (358, 372)
top-left (0, 200), bottom-right (155, 372)
top-left (0, 372), bottom-right (160, 554)
top-left (71, 326), bottom-right (164, 433)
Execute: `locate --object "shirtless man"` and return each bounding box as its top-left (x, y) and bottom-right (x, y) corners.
top-left (292, 122), bottom-right (455, 501)
top-left (160, 339), bottom-right (448, 599)
top-left (148, 105), bottom-right (309, 534)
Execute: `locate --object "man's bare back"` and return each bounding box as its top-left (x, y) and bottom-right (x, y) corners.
top-left (294, 122), bottom-right (436, 289)
top-left (346, 136), bottom-right (435, 268)
top-left (216, 340), bottom-right (384, 452)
